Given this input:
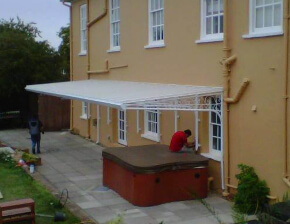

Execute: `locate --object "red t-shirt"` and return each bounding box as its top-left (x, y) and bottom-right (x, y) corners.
top-left (169, 131), bottom-right (187, 152)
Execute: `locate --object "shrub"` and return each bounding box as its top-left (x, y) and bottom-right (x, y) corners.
top-left (0, 151), bottom-right (15, 167)
top-left (234, 164), bottom-right (269, 214)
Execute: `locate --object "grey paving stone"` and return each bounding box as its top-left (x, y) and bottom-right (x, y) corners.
top-left (162, 202), bottom-right (191, 211)
top-left (124, 215), bottom-right (159, 224)
top-left (77, 200), bottom-right (103, 209)
top-left (0, 130), bottom-right (233, 224)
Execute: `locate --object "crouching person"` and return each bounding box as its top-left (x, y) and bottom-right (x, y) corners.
top-left (169, 129), bottom-right (195, 153)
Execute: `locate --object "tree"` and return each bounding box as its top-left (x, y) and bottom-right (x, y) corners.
top-left (58, 25), bottom-right (70, 80)
top-left (0, 18), bottom-right (65, 122)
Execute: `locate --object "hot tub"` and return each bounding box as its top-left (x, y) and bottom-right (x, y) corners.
top-left (102, 144), bottom-right (209, 207)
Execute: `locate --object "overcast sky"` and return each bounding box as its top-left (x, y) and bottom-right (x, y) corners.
top-left (1, 0), bottom-right (70, 49)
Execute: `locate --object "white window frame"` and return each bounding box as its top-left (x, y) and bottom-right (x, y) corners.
top-left (199, 0), bottom-right (224, 42)
top-left (246, 0), bottom-right (283, 37)
top-left (118, 110), bottom-right (127, 145)
top-left (209, 97), bottom-right (222, 159)
top-left (141, 110), bottom-right (160, 142)
top-left (80, 102), bottom-right (90, 119)
top-left (145, 0), bottom-right (165, 48)
top-left (109, 0), bottom-right (121, 52)
top-left (80, 4), bottom-right (87, 55)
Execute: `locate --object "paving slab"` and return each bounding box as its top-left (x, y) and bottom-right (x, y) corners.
top-left (0, 129), bottom-right (234, 224)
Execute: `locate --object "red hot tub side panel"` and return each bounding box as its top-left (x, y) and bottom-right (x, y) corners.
top-left (102, 145), bottom-right (209, 207)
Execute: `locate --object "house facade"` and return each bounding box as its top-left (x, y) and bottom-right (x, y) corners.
top-left (62, 0), bottom-right (290, 198)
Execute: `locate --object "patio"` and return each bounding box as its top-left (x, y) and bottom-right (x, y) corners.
top-left (0, 129), bottom-right (233, 224)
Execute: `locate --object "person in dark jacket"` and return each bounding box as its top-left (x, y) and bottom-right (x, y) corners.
top-left (28, 115), bottom-right (44, 154)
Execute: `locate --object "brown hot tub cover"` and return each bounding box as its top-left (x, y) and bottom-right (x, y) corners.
top-left (102, 144), bottom-right (208, 174)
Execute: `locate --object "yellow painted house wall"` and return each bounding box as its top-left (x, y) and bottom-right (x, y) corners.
top-left (69, 0), bottom-right (290, 197)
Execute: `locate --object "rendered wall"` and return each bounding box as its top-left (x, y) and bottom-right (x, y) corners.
top-left (70, 0), bottom-right (289, 197)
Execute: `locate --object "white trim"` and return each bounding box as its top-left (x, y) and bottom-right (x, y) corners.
top-left (195, 97), bottom-right (200, 151)
top-left (141, 132), bottom-right (160, 142)
top-left (248, 0), bottom-right (283, 36)
top-left (107, 47), bottom-right (121, 53)
top-left (96, 105), bottom-right (100, 144)
top-left (80, 115), bottom-right (89, 120)
top-left (144, 43), bottom-right (166, 49)
top-left (136, 110), bottom-right (141, 133)
top-left (78, 51), bottom-right (87, 56)
top-left (209, 97), bottom-right (222, 159)
top-left (109, 0), bottom-right (120, 50)
top-left (81, 102), bottom-right (90, 119)
top-left (201, 153), bottom-right (222, 162)
top-left (199, 0), bottom-right (224, 42)
top-left (148, 0), bottom-right (164, 46)
top-left (118, 109), bottom-right (127, 145)
top-left (242, 31), bottom-right (283, 39)
top-left (107, 107), bottom-right (111, 124)
top-left (195, 36), bottom-right (223, 44)
top-left (80, 4), bottom-right (87, 54)
top-left (142, 109), bottom-right (160, 142)
top-left (174, 111), bottom-right (179, 133)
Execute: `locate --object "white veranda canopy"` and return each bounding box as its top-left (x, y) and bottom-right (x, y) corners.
top-left (25, 80), bottom-right (223, 113)
top-left (25, 79), bottom-right (225, 189)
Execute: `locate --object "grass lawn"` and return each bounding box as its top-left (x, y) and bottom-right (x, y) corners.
top-left (0, 152), bottom-right (81, 224)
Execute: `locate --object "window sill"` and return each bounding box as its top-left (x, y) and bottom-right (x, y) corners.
top-left (78, 51), bottom-right (87, 56)
top-left (107, 47), bottom-right (121, 53)
top-left (201, 153), bottom-right (222, 162)
top-left (80, 115), bottom-right (90, 120)
top-left (195, 37), bottom-right (224, 44)
top-left (144, 43), bottom-right (166, 49)
top-left (141, 133), bottom-right (160, 142)
top-left (118, 140), bottom-right (127, 146)
top-left (242, 31), bottom-right (283, 39)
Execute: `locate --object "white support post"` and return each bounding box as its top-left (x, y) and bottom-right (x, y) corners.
top-left (158, 110), bottom-right (161, 142)
top-left (174, 99), bottom-right (179, 132)
top-left (220, 94), bottom-right (225, 190)
top-left (96, 105), bottom-right (100, 144)
top-left (136, 110), bottom-right (141, 133)
top-left (195, 96), bottom-right (199, 151)
top-left (107, 107), bottom-right (111, 125)
top-left (174, 110), bottom-right (179, 132)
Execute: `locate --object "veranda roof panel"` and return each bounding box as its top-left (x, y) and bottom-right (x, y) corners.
top-left (25, 80), bottom-right (223, 110)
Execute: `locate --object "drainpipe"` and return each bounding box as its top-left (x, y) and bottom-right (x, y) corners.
top-left (86, 0), bottom-right (91, 139)
top-left (85, 0), bottom-right (108, 140)
top-left (63, 2), bottom-right (74, 131)
top-left (283, 0), bottom-right (290, 184)
top-left (86, 0), bottom-right (108, 80)
top-left (224, 79), bottom-right (250, 104)
top-left (222, 0), bottom-right (231, 194)
top-left (87, 0), bottom-right (108, 28)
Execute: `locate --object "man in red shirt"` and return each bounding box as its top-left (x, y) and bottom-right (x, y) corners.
top-left (169, 129), bottom-right (195, 152)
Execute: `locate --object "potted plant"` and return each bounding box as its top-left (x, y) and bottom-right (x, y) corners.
top-left (22, 152), bottom-right (41, 166)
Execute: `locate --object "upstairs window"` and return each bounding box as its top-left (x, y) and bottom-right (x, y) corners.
top-left (148, 0), bottom-right (164, 46)
top-left (80, 4), bottom-right (87, 54)
top-left (110, 0), bottom-right (120, 51)
top-left (250, 0), bottom-right (283, 35)
top-left (201, 0), bottom-right (224, 40)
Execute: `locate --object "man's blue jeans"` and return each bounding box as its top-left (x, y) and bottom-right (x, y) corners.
top-left (31, 135), bottom-right (41, 154)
